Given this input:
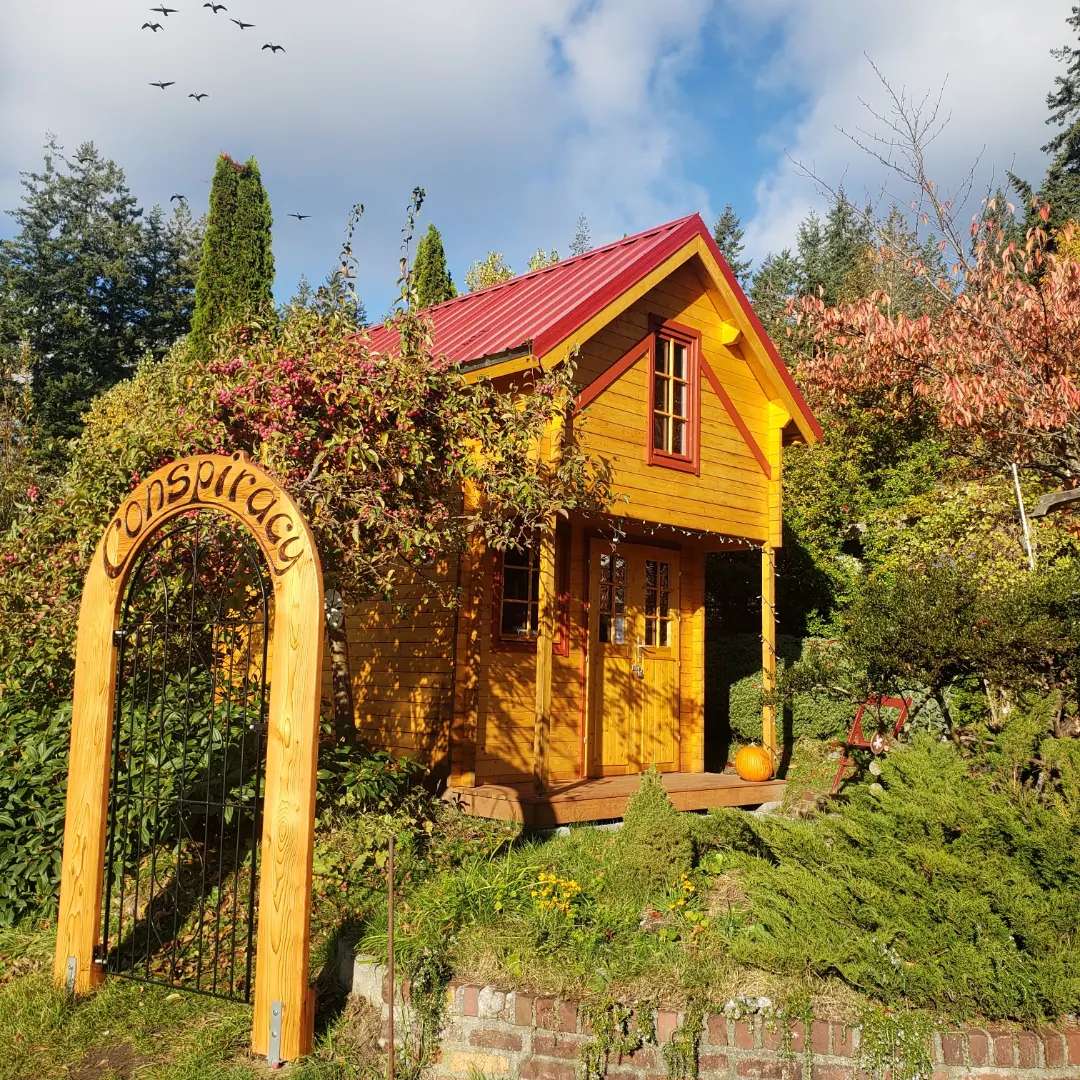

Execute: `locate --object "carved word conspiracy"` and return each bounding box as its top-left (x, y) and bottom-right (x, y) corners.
top-left (102, 452), bottom-right (306, 579)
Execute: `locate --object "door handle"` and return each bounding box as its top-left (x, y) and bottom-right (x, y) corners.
top-left (631, 637), bottom-right (647, 679)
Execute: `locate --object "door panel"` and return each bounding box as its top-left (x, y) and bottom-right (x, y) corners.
top-left (588, 546), bottom-right (635, 774)
top-left (641, 555), bottom-right (678, 769)
top-left (588, 541), bottom-right (680, 775)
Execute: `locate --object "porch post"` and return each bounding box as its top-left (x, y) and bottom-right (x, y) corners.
top-left (761, 401), bottom-right (786, 763)
top-left (761, 545), bottom-right (778, 758)
top-left (533, 518), bottom-right (556, 790)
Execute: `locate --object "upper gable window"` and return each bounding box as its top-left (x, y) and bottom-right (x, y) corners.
top-left (648, 319), bottom-right (700, 473)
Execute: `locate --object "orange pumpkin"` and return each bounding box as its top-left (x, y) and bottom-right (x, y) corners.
top-left (734, 744), bottom-right (774, 782)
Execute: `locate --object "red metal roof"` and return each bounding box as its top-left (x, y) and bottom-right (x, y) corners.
top-left (366, 212), bottom-right (821, 440)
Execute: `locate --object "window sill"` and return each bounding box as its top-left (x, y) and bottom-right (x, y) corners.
top-left (647, 450), bottom-right (699, 475)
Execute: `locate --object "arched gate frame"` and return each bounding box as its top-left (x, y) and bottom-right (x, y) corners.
top-left (53, 451), bottom-right (324, 1063)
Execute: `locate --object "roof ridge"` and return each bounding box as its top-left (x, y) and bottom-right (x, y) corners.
top-left (371, 213), bottom-right (700, 329)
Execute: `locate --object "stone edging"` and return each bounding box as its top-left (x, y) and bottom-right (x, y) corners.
top-left (338, 949), bottom-right (1080, 1078)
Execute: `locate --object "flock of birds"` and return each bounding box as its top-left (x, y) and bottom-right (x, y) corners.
top-left (140, 4), bottom-right (308, 220)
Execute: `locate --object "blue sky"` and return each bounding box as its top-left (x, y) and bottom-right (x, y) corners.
top-left (0, 1), bottom-right (1072, 317)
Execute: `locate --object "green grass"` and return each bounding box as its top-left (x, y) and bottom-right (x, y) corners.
top-left (0, 927), bottom-right (382, 1079)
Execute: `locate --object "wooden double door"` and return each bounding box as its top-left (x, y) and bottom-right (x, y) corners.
top-left (587, 541), bottom-right (680, 775)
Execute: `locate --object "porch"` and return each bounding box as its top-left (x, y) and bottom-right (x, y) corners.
top-left (444, 770), bottom-right (785, 828)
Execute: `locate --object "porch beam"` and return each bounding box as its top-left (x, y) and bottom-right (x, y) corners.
top-left (760, 401), bottom-right (786, 762)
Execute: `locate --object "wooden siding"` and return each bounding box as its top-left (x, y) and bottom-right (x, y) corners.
top-left (344, 559), bottom-right (459, 771)
top-left (573, 262), bottom-right (772, 541)
top-left (473, 525), bottom-right (584, 785)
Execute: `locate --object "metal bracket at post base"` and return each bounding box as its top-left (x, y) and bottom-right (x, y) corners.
top-left (268, 1000), bottom-right (283, 1067)
top-left (65, 956), bottom-right (77, 995)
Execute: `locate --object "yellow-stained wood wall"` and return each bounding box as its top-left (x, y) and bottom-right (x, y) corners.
top-left (571, 260), bottom-right (772, 541)
top-left (342, 560), bottom-right (459, 772)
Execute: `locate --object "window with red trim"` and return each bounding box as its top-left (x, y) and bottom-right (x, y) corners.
top-left (498, 542), bottom-right (539, 640)
top-left (647, 320), bottom-right (700, 473)
top-left (493, 532), bottom-right (570, 655)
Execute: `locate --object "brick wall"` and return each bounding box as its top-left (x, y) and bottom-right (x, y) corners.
top-left (339, 953), bottom-right (1080, 1079)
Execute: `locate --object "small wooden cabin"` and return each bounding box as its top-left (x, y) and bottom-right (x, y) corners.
top-left (355, 213), bottom-right (821, 824)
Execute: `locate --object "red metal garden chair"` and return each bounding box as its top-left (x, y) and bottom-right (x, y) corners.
top-left (830, 695), bottom-right (911, 795)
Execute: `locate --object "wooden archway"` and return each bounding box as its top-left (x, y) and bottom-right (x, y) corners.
top-left (53, 451), bottom-right (324, 1063)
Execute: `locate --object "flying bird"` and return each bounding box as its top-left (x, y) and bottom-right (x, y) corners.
top-left (261, 42), bottom-right (285, 53)
top-left (170, 194), bottom-right (187, 202)
top-left (150, 5), bottom-right (178, 14)
top-left (141, 21), bottom-right (163, 31)
top-left (150, 80), bottom-right (176, 89)
top-left (230, 18), bottom-right (254, 28)
top-left (203, 1), bottom-right (226, 10)
top-left (288, 213), bottom-right (310, 221)
top-left (188, 91), bottom-right (208, 101)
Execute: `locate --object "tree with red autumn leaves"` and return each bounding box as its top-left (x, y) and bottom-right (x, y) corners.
top-left (794, 202), bottom-right (1080, 484)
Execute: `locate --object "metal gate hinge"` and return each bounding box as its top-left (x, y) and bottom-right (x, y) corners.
top-left (268, 999), bottom-right (283, 1066)
top-left (112, 628), bottom-right (126, 647)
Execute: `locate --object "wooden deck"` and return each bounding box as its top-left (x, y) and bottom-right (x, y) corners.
top-left (444, 771), bottom-right (785, 827)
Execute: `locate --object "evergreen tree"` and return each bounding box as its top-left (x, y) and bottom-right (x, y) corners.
top-left (0, 137), bottom-right (200, 439)
top-left (820, 194), bottom-right (873, 303)
top-left (793, 195), bottom-right (872, 304)
top-left (569, 214), bottom-right (592, 256)
top-left (1033, 8), bottom-right (1080, 228)
top-left (140, 200), bottom-right (204, 352)
top-left (412, 223), bottom-right (457, 308)
top-left (795, 211), bottom-right (827, 297)
top-left (189, 153), bottom-right (275, 357)
top-left (464, 251), bottom-right (514, 292)
top-left (712, 203), bottom-right (751, 284)
top-left (748, 250), bottom-right (801, 343)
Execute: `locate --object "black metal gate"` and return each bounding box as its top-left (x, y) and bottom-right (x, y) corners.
top-left (99, 509), bottom-right (272, 1002)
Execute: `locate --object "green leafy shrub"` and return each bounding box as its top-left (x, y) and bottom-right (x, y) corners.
top-left (706, 736), bottom-right (1080, 1021)
top-left (708, 634), bottom-right (851, 749)
top-left (0, 695), bottom-right (70, 924)
top-left (783, 556), bottom-right (1080, 752)
top-left (316, 736), bottom-right (422, 816)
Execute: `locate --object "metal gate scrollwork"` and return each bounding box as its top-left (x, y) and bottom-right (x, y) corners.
top-left (100, 510), bottom-right (271, 1002)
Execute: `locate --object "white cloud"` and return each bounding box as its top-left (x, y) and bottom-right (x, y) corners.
top-left (0, 0), bottom-right (715, 312)
top-left (728, 0), bottom-right (1072, 260)
top-left (0, 0), bottom-right (1069, 307)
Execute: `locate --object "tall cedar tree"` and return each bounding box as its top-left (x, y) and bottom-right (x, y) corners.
top-left (412, 224), bottom-right (457, 308)
top-left (0, 138), bottom-right (200, 439)
top-left (190, 154), bottom-right (275, 356)
top-left (712, 203), bottom-right (751, 284)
